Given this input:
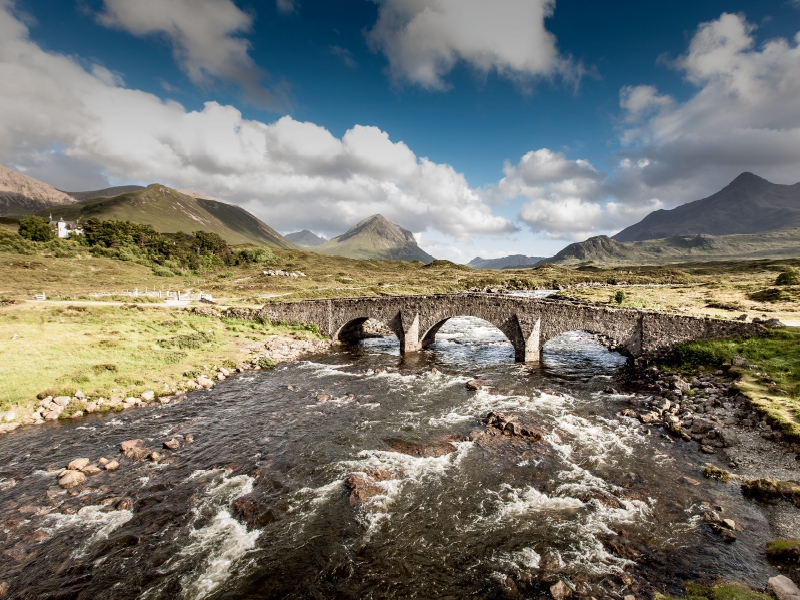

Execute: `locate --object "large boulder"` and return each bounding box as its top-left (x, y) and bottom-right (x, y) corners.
top-left (67, 458), bottom-right (90, 470)
top-left (58, 470), bottom-right (86, 489)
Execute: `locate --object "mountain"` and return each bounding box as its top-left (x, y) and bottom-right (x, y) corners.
top-left (313, 214), bottom-right (434, 263)
top-left (65, 185), bottom-right (145, 202)
top-left (286, 230), bottom-right (326, 246)
top-left (176, 189), bottom-right (222, 201)
top-left (0, 163), bottom-right (76, 216)
top-left (468, 254), bottom-right (546, 270)
top-left (41, 184), bottom-right (297, 248)
top-left (614, 172), bottom-right (800, 242)
top-left (545, 229), bottom-right (800, 266)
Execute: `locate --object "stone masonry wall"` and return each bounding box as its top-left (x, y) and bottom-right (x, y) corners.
top-left (258, 293), bottom-right (764, 363)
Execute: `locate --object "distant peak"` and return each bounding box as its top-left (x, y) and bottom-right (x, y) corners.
top-left (356, 213), bottom-right (390, 225)
top-left (729, 172), bottom-right (770, 186)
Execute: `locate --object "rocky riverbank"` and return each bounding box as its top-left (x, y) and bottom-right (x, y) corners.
top-left (0, 321), bottom-right (333, 436)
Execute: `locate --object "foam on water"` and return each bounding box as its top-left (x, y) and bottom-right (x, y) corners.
top-left (43, 505), bottom-right (134, 557)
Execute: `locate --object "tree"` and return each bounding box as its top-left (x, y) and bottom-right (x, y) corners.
top-left (18, 216), bottom-right (54, 242)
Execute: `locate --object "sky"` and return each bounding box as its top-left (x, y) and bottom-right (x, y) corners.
top-left (1, 0), bottom-right (800, 261)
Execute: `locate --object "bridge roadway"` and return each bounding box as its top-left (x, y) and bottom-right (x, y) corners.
top-left (258, 293), bottom-right (763, 363)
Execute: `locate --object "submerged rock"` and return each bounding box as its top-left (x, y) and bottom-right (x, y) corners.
top-left (344, 468), bottom-right (394, 508)
top-left (120, 439), bottom-right (143, 452)
top-left (386, 440), bottom-right (456, 458)
top-left (482, 411), bottom-right (545, 442)
top-left (67, 458), bottom-right (90, 471)
top-left (163, 438), bottom-right (180, 450)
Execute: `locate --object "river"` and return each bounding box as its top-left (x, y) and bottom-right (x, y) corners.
top-left (0, 316), bottom-right (779, 599)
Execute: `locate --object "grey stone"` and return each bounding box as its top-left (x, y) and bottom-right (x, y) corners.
top-left (259, 293), bottom-right (763, 363)
top-left (53, 396), bottom-right (71, 407)
top-left (731, 356), bottom-right (748, 367)
top-left (141, 390), bottom-right (155, 401)
top-left (550, 580), bottom-right (570, 600)
top-left (768, 575), bottom-right (800, 600)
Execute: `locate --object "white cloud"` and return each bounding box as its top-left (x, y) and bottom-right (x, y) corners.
top-left (0, 0), bottom-right (513, 242)
top-left (365, 0), bottom-right (580, 90)
top-left (276, 0), bottom-right (297, 15)
top-left (619, 12), bottom-right (800, 193)
top-left (97, 0), bottom-right (287, 108)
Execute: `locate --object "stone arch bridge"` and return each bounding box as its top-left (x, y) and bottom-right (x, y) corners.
top-left (259, 293), bottom-right (763, 363)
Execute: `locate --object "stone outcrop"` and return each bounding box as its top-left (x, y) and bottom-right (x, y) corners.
top-left (259, 293), bottom-right (763, 363)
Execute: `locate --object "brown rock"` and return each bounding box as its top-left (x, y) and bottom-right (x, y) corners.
top-left (149, 451), bottom-right (163, 461)
top-left (315, 394), bottom-right (331, 402)
top-left (98, 457), bottom-right (109, 466)
top-left (116, 497), bottom-right (133, 511)
top-left (163, 438), bottom-right (180, 450)
top-left (120, 439), bottom-right (144, 452)
top-left (123, 447), bottom-right (150, 461)
top-left (387, 440), bottom-right (456, 458)
top-left (67, 458), bottom-right (90, 471)
top-left (344, 470), bottom-right (394, 508)
top-left (58, 470), bottom-right (86, 489)
top-left (465, 380), bottom-right (482, 391)
top-left (550, 580), bottom-right (570, 600)
top-left (82, 465), bottom-right (102, 475)
top-left (576, 489), bottom-right (624, 509)
top-left (104, 460), bottom-right (119, 471)
top-left (482, 411), bottom-right (545, 441)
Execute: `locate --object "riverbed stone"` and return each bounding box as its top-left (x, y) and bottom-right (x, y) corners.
top-left (104, 460), bottom-right (119, 471)
top-left (58, 470), bottom-right (86, 489)
top-left (466, 380), bottom-right (482, 391)
top-left (120, 439), bottom-right (144, 452)
top-left (82, 465), bottom-right (102, 475)
top-left (53, 396), bottom-right (71, 407)
top-left (84, 402), bottom-right (98, 413)
top-left (196, 376), bottom-right (214, 388)
top-left (67, 458), bottom-right (90, 470)
top-left (141, 390), bottom-right (155, 401)
top-left (116, 497), bottom-right (133, 511)
top-left (98, 457), bottom-right (109, 465)
top-left (768, 575), bottom-right (800, 600)
top-left (550, 580), bottom-right (570, 600)
top-left (123, 447), bottom-right (150, 461)
top-left (0, 423), bottom-right (20, 433)
top-left (163, 438), bottom-right (180, 450)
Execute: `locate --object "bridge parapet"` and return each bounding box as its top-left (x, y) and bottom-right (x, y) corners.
top-left (259, 293), bottom-right (764, 363)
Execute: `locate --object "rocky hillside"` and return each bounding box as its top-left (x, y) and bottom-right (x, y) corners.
top-left (468, 254), bottom-right (546, 270)
top-left (286, 230), bottom-right (326, 246)
top-left (41, 184), bottom-right (297, 248)
top-left (0, 164), bottom-right (76, 216)
top-left (313, 214), bottom-right (434, 262)
top-left (546, 229), bottom-right (800, 266)
top-left (614, 172), bottom-right (800, 241)
top-left (65, 185), bottom-right (145, 202)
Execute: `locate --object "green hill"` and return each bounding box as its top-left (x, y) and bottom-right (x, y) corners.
top-left (314, 214), bottom-right (434, 263)
top-left (40, 184), bottom-right (297, 248)
top-left (547, 228), bottom-right (800, 266)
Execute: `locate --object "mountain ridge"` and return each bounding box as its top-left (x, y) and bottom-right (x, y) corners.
top-left (313, 214), bottom-right (434, 263)
top-left (468, 254), bottom-right (547, 270)
top-left (40, 184), bottom-right (297, 248)
top-left (0, 163), bottom-right (77, 216)
top-left (286, 230), bottom-right (326, 247)
top-left (614, 172), bottom-right (800, 241)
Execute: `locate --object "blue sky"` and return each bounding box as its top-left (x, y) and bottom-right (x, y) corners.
top-left (2, 0), bottom-right (800, 260)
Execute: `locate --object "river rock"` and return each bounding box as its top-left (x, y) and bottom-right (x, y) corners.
top-left (731, 356), bottom-right (748, 367)
top-left (550, 580), bottom-right (570, 600)
top-left (67, 458), bottom-right (90, 471)
top-left (53, 396), bottom-right (71, 407)
top-left (82, 465), bottom-right (102, 475)
top-left (465, 380), bottom-right (482, 391)
top-left (58, 470), bottom-right (86, 489)
top-left (84, 402), bottom-right (98, 413)
top-left (691, 418), bottom-right (716, 434)
top-left (44, 409), bottom-right (61, 421)
top-left (315, 394), bottom-right (331, 402)
top-left (388, 439), bottom-right (456, 458)
top-left (149, 451), bottom-right (162, 461)
top-left (105, 460), bottom-right (119, 471)
top-left (123, 447), bottom-right (151, 461)
top-left (344, 468), bottom-right (394, 508)
top-left (671, 378), bottom-right (690, 393)
top-left (196, 376), bottom-right (215, 388)
top-left (163, 438), bottom-right (180, 450)
top-left (98, 457), bottom-right (109, 465)
top-left (116, 497), bottom-right (133, 511)
top-left (141, 390), bottom-right (155, 401)
top-left (483, 411), bottom-right (545, 441)
top-left (769, 576), bottom-right (800, 600)
top-left (0, 423), bottom-right (20, 433)
top-left (0, 410), bottom-right (17, 422)
top-left (120, 439), bottom-right (144, 452)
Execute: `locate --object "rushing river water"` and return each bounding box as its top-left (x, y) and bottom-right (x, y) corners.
top-left (0, 316), bottom-right (779, 599)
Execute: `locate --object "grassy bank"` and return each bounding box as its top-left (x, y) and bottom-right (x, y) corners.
top-left (0, 302), bottom-right (318, 413)
top-left (672, 327), bottom-right (800, 441)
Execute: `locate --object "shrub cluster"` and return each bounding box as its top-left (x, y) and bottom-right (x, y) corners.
top-left (5, 217), bottom-right (276, 275)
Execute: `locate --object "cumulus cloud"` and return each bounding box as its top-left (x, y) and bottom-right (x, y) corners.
top-left (365, 0), bottom-right (580, 90)
top-left (97, 0), bottom-right (287, 109)
top-left (492, 149), bottom-right (659, 240)
top-left (619, 12), bottom-right (800, 193)
top-left (0, 0), bottom-right (512, 241)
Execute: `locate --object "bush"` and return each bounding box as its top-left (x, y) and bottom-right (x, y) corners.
top-left (776, 269), bottom-right (800, 286)
top-left (231, 247), bottom-right (276, 265)
top-left (18, 216), bottom-right (55, 242)
top-left (610, 290), bottom-right (626, 304)
top-left (158, 331), bottom-right (214, 349)
top-left (256, 357), bottom-right (275, 369)
top-left (673, 342), bottom-right (722, 367)
top-left (152, 265), bottom-right (176, 277)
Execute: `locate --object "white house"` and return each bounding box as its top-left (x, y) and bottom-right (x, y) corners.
top-left (49, 217), bottom-right (83, 239)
